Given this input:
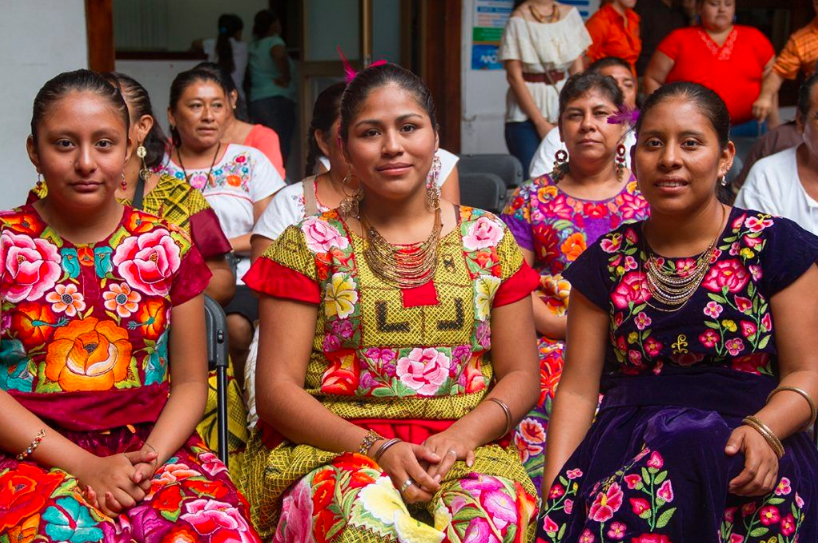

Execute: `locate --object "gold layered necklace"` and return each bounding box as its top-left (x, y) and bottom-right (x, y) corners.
top-left (360, 207), bottom-right (442, 289)
top-left (641, 205), bottom-right (726, 313)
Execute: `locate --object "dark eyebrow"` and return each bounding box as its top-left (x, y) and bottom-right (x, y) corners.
top-left (354, 113), bottom-right (424, 129)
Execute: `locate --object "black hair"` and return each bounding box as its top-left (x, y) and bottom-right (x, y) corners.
top-left (31, 69), bottom-right (129, 143)
top-left (306, 82), bottom-right (346, 177)
top-left (252, 9), bottom-right (279, 40)
top-left (194, 61), bottom-right (249, 122)
top-left (797, 73), bottom-right (818, 122)
top-left (102, 72), bottom-right (168, 168)
top-left (588, 57), bottom-right (633, 76)
top-left (636, 81), bottom-right (730, 149)
top-left (216, 13), bottom-right (243, 75)
top-left (558, 71), bottom-right (624, 115)
top-left (339, 63), bottom-right (437, 143)
top-left (168, 68), bottom-right (230, 147)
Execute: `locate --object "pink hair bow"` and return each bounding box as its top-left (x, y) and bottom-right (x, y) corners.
top-left (338, 46), bottom-right (387, 83)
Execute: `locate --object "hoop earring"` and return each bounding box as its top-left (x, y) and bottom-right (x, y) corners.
top-left (339, 166), bottom-right (363, 218)
top-left (426, 156), bottom-right (442, 211)
top-left (137, 143), bottom-right (151, 181)
top-left (615, 144), bottom-right (627, 182)
top-left (550, 149), bottom-right (569, 184)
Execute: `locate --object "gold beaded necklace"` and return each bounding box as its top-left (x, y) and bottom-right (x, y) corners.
top-left (640, 204), bottom-right (726, 313)
top-left (360, 207), bottom-right (442, 289)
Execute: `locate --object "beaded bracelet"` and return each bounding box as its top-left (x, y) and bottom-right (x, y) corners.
top-left (373, 438), bottom-right (402, 463)
top-left (358, 429), bottom-right (383, 456)
top-left (17, 429), bottom-right (46, 461)
top-left (742, 416), bottom-right (785, 459)
top-left (766, 386), bottom-right (817, 430)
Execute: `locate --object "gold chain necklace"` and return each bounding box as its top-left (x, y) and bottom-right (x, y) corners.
top-left (529, 3), bottom-right (559, 23)
top-left (641, 205), bottom-right (726, 313)
top-left (360, 207), bottom-right (442, 288)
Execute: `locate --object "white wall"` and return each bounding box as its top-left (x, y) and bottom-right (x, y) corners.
top-left (0, 1), bottom-right (88, 210)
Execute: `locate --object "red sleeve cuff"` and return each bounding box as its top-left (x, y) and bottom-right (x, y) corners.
top-left (494, 260), bottom-right (540, 307)
top-left (243, 258), bottom-right (321, 304)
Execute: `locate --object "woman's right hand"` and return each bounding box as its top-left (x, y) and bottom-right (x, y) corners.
top-left (752, 95), bottom-right (774, 123)
top-left (74, 450), bottom-right (156, 516)
top-left (534, 118), bottom-right (554, 140)
top-left (375, 441), bottom-right (442, 504)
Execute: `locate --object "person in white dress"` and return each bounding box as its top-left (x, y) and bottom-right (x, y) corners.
top-left (530, 56), bottom-right (639, 179)
top-left (193, 14), bottom-right (249, 101)
top-left (499, 0), bottom-right (592, 174)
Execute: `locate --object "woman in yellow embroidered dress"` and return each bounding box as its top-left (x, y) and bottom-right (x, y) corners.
top-left (242, 63), bottom-right (542, 542)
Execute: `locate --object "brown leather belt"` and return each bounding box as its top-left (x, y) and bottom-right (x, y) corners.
top-left (522, 70), bottom-right (565, 84)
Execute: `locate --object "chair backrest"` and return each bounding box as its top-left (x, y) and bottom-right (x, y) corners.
top-left (458, 154), bottom-right (523, 189)
top-left (203, 295), bottom-right (229, 371)
top-left (459, 172), bottom-right (506, 213)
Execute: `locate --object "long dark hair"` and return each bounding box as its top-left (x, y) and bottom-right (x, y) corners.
top-left (168, 68), bottom-right (230, 148)
top-left (31, 69), bottom-right (129, 144)
top-left (306, 82), bottom-right (346, 177)
top-left (340, 63), bottom-right (437, 143)
top-left (103, 72), bottom-right (168, 168)
top-left (252, 9), bottom-right (279, 40)
top-left (215, 14), bottom-right (243, 75)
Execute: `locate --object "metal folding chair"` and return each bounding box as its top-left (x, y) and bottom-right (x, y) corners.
top-left (203, 295), bottom-right (230, 465)
top-left (458, 154), bottom-right (524, 190)
top-left (459, 172), bottom-right (507, 214)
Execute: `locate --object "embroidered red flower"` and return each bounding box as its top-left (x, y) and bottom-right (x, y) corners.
top-left (759, 505), bottom-right (780, 525)
top-left (10, 302), bottom-right (59, 350)
top-left (588, 482), bottom-right (623, 522)
top-left (0, 463), bottom-right (64, 531)
top-left (113, 228), bottom-right (182, 297)
top-left (611, 272), bottom-right (650, 309)
top-left (702, 260), bottom-right (749, 294)
top-left (647, 451), bottom-right (664, 469)
top-left (630, 497), bottom-right (650, 516)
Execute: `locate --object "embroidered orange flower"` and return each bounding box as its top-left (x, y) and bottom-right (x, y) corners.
top-left (45, 284), bottom-right (87, 317)
top-left (103, 283), bottom-right (141, 318)
top-left (321, 350), bottom-right (360, 395)
top-left (560, 233), bottom-right (586, 262)
top-left (45, 317), bottom-right (132, 391)
top-left (1, 211), bottom-right (43, 236)
top-left (11, 302), bottom-right (60, 350)
top-left (77, 246), bottom-right (94, 268)
top-left (125, 211), bottom-right (163, 234)
top-left (135, 298), bottom-right (169, 340)
top-left (226, 174), bottom-right (242, 187)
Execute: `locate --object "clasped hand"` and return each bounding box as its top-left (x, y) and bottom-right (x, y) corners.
top-left (725, 426), bottom-right (779, 497)
top-left (75, 447), bottom-right (159, 517)
top-left (375, 430), bottom-right (476, 504)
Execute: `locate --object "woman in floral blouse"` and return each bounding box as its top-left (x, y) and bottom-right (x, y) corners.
top-left (242, 63), bottom-right (541, 541)
top-left (502, 71), bottom-right (648, 490)
top-left (537, 82), bottom-right (818, 542)
top-left (0, 70), bottom-right (258, 541)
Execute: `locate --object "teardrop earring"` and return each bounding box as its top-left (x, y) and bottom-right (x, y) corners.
top-left (35, 172), bottom-right (43, 191)
top-left (120, 172), bottom-right (128, 192)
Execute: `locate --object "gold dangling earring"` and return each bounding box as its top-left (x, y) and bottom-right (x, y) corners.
top-left (426, 156), bottom-right (442, 211)
top-left (137, 143), bottom-right (151, 180)
top-left (339, 166), bottom-right (363, 218)
top-left (550, 149), bottom-right (569, 184)
top-left (615, 143), bottom-right (627, 182)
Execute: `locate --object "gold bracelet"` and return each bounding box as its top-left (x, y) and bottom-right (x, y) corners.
top-left (17, 429), bottom-right (46, 461)
top-left (358, 429), bottom-right (383, 456)
top-left (486, 397), bottom-right (513, 437)
top-left (766, 386), bottom-right (817, 430)
top-left (742, 416), bottom-right (785, 459)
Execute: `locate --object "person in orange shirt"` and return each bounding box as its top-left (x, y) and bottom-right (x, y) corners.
top-left (585, 0), bottom-right (641, 73)
top-left (754, 1), bottom-right (818, 125)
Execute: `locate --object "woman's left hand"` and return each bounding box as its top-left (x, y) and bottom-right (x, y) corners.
top-left (725, 425), bottom-right (779, 497)
top-left (422, 430), bottom-right (476, 482)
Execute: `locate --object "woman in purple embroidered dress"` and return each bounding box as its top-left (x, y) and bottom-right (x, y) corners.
top-left (536, 82), bottom-right (818, 543)
top-left (502, 71), bottom-right (648, 490)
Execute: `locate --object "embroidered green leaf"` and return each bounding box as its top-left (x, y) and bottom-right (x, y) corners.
top-left (559, 476), bottom-right (569, 486)
top-left (707, 293), bottom-right (727, 304)
top-left (766, 497), bottom-right (785, 505)
top-left (654, 471), bottom-right (667, 485)
top-left (705, 321), bottom-right (721, 329)
top-left (749, 527), bottom-right (769, 538)
top-left (641, 467), bottom-right (651, 484)
top-left (639, 509), bottom-right (652, 519)
top-left (758, 335), bottom-right (771, 350)
top-left (655, 507), bottom-right (677, 528)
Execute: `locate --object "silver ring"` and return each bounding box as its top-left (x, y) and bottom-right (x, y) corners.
top-left (399, 478), bottom-right (415, 493)
top-left (447, 450), bottom-right (458, 457)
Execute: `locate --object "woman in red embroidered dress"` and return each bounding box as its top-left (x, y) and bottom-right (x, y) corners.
top-left (0, 70), bottom-right (258, 541)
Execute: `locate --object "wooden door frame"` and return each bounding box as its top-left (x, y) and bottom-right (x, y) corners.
top-left (85, 0), bottom-right (115, 72)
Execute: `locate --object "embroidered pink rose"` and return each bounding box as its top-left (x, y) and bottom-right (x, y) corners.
top-left (482, 488), bottom-right (518, 529)
top-left (745, 215), bottom-right (773, 233)
top-left (702, 259), bottom-right (749, 293)
top-left (644, 337), bottom-right (662, 357)
top-left (735, 296), bottom-right (752, 313)
top-left (674, 258), bottom-right (696, 278)
top-left (113, 228), bottom-right (181, 297)
top-left (781, 514), bottom-right (797, 536)
top-left (589, 482), bottom-right (623, 522)
top-left (396, 348), bottom-right (451, 395)
top-left (611, 272), bottom-right (650, 309)
top-left (775, 477), bottom-right (791, 496)
top-left (274, 479), bottom-right (313, 543)
top-left (180, 499), bottom-right (255, 541)
top-left (601, 234), bottom-right (622, 254)
top-left (647, 451), bottom-right (664, 469)
top-left (301, 217), bottom-right (349, 254)
top-left (657, 480), bottom-right (674, 503)
top-left (759, 505), bottom-right (780, 525)
top-left (198, 451), bottom-right (228, 478)
top-left (1, 231), bottom-right (61, 303)
top-left (463, 216), bottom-right (504, 251)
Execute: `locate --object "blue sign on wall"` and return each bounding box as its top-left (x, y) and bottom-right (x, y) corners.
top-left (472, 44), bottom-right (503, 70)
